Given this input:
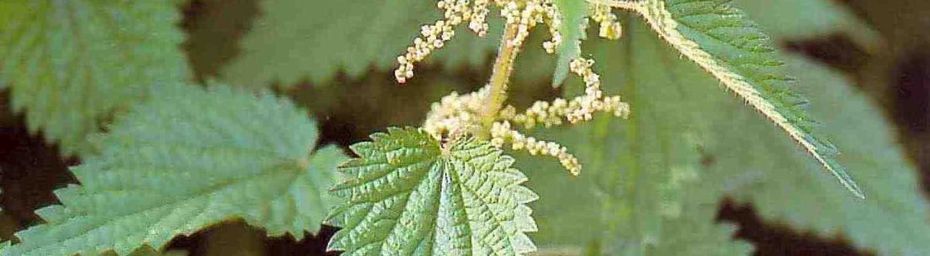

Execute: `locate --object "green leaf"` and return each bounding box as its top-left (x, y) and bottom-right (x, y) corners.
top-left (520, 17), bottom-right (930, 255)
top-left (633, 0), bottom-right (864, 198)
top-left (0, 0), bottom-right (191, 155)
top-left (708, 55), bottom-right (930, 255)
top-left (1, 84), bottom-right (345, 256)
top-left (327, 128), bottom-right (538, 255)
top-left (516, 21), bottom-right (752, 255)
top-left (552, 0), bottom-right (588, 86)
top-left (221, 0), bottom-right (500, 88)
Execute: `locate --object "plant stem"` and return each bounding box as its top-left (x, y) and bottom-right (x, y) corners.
top-left (480, 22), bottom-right (522, 138)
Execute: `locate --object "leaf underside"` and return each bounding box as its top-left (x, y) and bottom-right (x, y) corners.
top-left (327, 128), bottom-right (538, 255)
top-left (2, 84), bottom-right (345, 256)
top-left (635, 0), bottom-right (863, 198)
top-left (0, 0), bottom-right (190, 155)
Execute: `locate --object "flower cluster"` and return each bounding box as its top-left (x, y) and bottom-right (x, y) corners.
top-left (591, 2), bottom-right (623, 39)
top-left (423, 86), bottom-right (490, 141)
top-left (490, 121), bottom-right (582, 175)
top-left (501, 58), bottom-right (629, 130)
top-left (414, 0), bottom-right (634, 175)
top-left (395, 0), bottom-right (565, 83)
top-left (491, 58), bottom-right (629, 175)
top-left (423, 57), bottom-right (629, 175)
top-left (395, 0), bottom-right (634, 83)
top-left (394, 0), bottom-right (468, 83)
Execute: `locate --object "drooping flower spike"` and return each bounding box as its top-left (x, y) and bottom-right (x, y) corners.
top-left (424, 57), bottom-right (629, 175)
top-left (395, 0), bottom-right (630, 83)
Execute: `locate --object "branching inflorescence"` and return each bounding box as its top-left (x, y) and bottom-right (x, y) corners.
top-left (399, 0), bottom-right (634, 175)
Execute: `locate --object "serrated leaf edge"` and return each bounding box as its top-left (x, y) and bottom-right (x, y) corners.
top-left (326, 127), bottom-right (539, 255)
top-left (630, 0), bottom-right (864, 198)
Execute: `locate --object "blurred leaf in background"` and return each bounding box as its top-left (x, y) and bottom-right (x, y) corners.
top-left (844, 0), bottom-right (930, 191)
top-left (0, 1), bottom-right (191, 155)
top-left (220, 0), bottom-right (501, 88)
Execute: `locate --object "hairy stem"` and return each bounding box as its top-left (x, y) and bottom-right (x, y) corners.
top-left (480, 22), bottom-right (522, 138)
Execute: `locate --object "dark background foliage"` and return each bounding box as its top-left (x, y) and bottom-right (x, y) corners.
top-left (0, 0), bottom-right (927, 255)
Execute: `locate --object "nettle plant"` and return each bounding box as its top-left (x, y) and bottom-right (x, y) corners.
top-left (1, 0), bottom-right (929, 255)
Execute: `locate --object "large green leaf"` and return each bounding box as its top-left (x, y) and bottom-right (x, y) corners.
top-left (0, 0), bottom-right (191, 155)
top-left (221, 0), bottom-right (500, 88)
top-left (637, 2), bottom-right (930, 253)
top-left (1, 84), bottom-right (345, 256)
top-left (518, 21), bottom-right (752, 255)
top-left (631, 0), bottom-right (863, 197)
top-left (707, 55), bottom-right (930, 255)
top-left (327, 128), bottom-right (538, 255)
top-left (520, 17), bottom-right (930, 255)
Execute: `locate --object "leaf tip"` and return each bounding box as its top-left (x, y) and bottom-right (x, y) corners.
top-left (825, 161), bottom-right (865, 199)
top-left (846, 181), bottom-right (866, 200)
